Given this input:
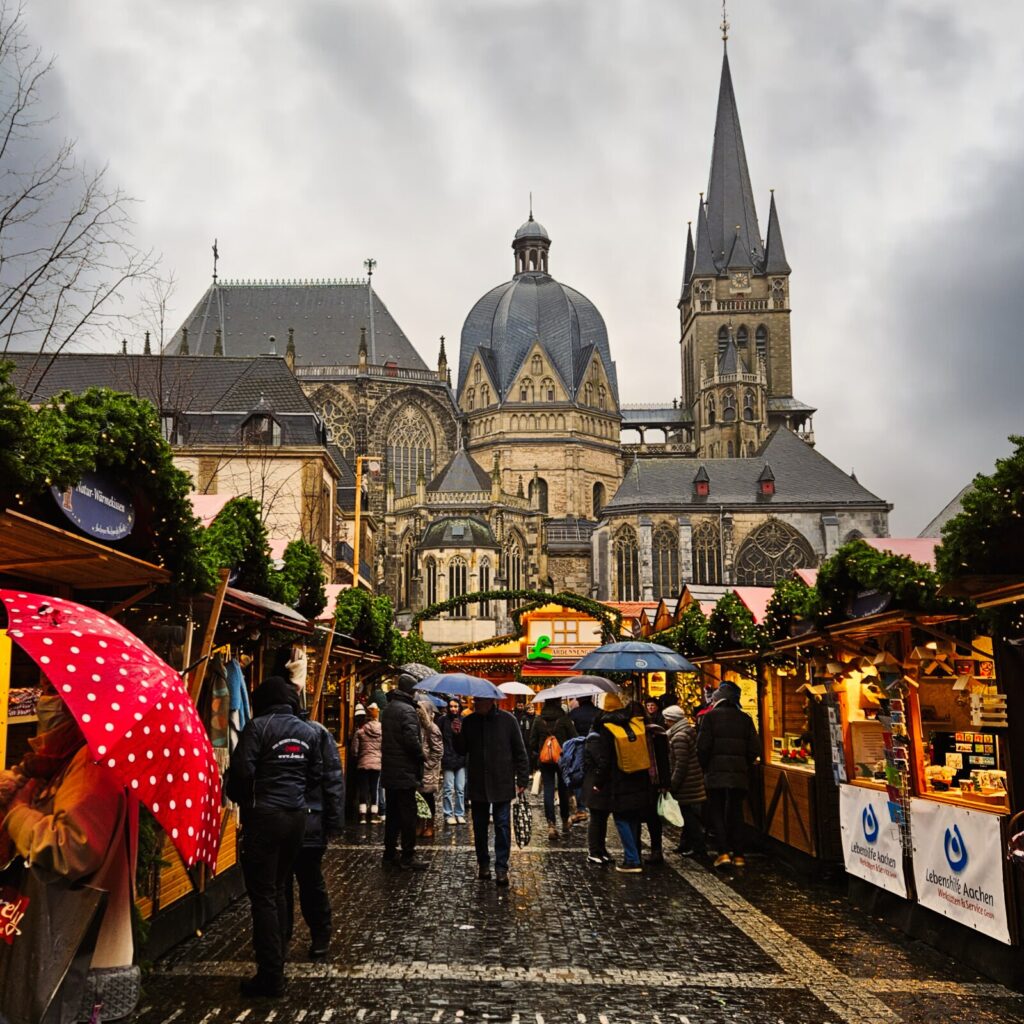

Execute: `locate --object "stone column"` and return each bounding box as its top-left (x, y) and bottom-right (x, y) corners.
top-left (638, 515), bottom-right (654, 601)
top-left (593, 527), bottom-right (609, 601)
top-left (678, 515), bottom-right (693, 587)
top-left (722, 514), bottom-right (735, 585)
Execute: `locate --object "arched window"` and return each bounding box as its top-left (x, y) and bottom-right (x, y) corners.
top-left (613, 526), bottom-right (640, 601)
top-left (743, 389), bottom-right (756, 421)
top-left (706, 395), bottom-right (716, 425)
top-left (542, 377), bottom-right (555, 401)
top-left (466, 388), bottom-right (475, 411)
top-left (474, 364), bottom-right (482, 384)
top-left (692, 520), bottom-right (722, 585)
top-left (425, 557), bottom-right (438, 606)
top-left (722, 389), bottom-right (736, 422)
top-left (584, 382), bottom-right (593, 405)
top-left (479, 558), bottom-right (491, 616)
top-left (727, 441), bottom-right (735, 458)
top-left (481, 384), bottom-right (490, 405)
top-left (598, 385), bottom-right (607, 411)
top-left (386, 405), bottom-right (435, 498)
top-left (400, 534), bottom-right (416, 609)
top-left (592, 481), bottom-right (606, 518)
top-left (591, 359), bottom-right (600, 381)
top-left (503, 533), bottom-right (525, 604)
top-left (448, 557), bottom-right (468, 617)
top-left (770, 279), bottom-right (786, 308)
top-left (736, 325), bottom-right (748, 349)
top-left (531, 355), bottom-right (543, 375)
top-left (529, 477), bottom-right (549, 513)
top-left (519, 378), bottom-right (534, 402)
top-left (717, 325), bottom-right (729, 358)
top-left (756, 324), bottom-right (768, 361)
top-left (652, 524), bottom-right (679, 600)
top-left (734, 519), bottom-right (816, 586)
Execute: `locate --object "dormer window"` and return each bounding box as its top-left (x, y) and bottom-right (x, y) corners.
top-left (385, 359), bottom-right (398, 377)
top-left (243, 414), bottom-right (281, 446)
top-left (758, 465), bottom-right (776, 496)
top-left (161, 412), bottom-right (187, 445)
top-left (694, 466), bottom-right (710, 497)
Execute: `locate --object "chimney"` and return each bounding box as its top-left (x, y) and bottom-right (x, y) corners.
top-left (213, 327), bottom-right (223, 356)
top-left (178, 326), bottom-right (189, 355)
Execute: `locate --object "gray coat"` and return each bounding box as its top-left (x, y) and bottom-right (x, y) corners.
top-left (667, 719), bottom-right (706, 805)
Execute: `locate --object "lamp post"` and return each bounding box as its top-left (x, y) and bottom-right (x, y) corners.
top-left (351, 456), bottom-right (381, 589)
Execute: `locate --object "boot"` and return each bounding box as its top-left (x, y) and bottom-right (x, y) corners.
top-left (359, 803), bottom-right (368, 825)
top-left (370, 805), bottom-right (383, 824)
top-left (422, 821), bottom-right (435, 839)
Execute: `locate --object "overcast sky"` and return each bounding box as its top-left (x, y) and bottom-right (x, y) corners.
top-left (18, 0), bottom-right (1024, 535)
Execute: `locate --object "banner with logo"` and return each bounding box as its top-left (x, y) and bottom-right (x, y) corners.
top-left (910, 798), bottom-right (1011, 944)
top-left (839, 784), bottom-right (909, 897)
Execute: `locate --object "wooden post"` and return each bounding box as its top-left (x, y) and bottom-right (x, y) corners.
top-left (190, 568), bottom-right (230, 704)
top-left (310, 620), bottom-right (336, 722)
top-left (352, 456), bottom-right (364, 589)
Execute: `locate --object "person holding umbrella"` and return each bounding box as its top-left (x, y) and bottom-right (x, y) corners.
top-left (451, 692), bottom-right (530, 886)
top-left (227, 676), bottom-right (323, 998)
top-left (529, 696), bottom-right (577, 840)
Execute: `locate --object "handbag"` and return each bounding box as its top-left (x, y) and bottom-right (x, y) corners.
top-left (512, 793), bottom-right (533, 848)
top-left (414, 792), bottom-right (432, 820)
top-left (657, 792), bottom-right (685, 828)
top-left (530, 770), bottom-right (541, 796)
top-left (0, 859), bottom-right (107, 1024)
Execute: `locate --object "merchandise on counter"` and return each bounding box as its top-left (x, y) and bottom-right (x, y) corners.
top-left (7, 687), bottom-right (40, 719)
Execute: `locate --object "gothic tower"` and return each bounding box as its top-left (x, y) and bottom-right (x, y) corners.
top-left (679, 44), bottom-right (815, 458)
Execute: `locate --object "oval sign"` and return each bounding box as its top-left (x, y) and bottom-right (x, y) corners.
top-left (635, 658), bottom-right (648, 669)
top-left (51, 471), bottom-right (135, 541)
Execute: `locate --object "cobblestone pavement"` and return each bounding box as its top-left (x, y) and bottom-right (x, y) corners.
top-left (131, 814), bottom-right (1024, 1024)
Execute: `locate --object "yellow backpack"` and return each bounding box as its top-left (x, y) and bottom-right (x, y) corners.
top-left (604, 717), bottom-right (651, 774)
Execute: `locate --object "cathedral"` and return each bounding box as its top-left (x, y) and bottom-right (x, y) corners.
top-left (158, 40), bottom-right (890, 623)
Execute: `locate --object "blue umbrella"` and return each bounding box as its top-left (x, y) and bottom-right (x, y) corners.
top-left (572, 641), bottom-right (696, 674)
top-left (415, 692), bottom-right (448, 709)
top-left (414, 672), bottom-right (505, 699)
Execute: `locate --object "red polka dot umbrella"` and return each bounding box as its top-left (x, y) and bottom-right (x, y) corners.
top-left (0, 590), bottom-right (222, 871)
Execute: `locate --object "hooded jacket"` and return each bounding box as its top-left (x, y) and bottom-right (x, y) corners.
top-left (529, 701), bottom-right (577, 768)
top-left (380, 689), bottom-right (424, 790)
top-left (417, 702), bottom-right (444, 795)
top-left (353, 719), bottom-right (383, 770)
top-left (696, 700), bottom-right (760, 790)
top-left (667, 718), bottom-right (706, 805)
top-left (439, 711), bottom-right (467, 771)
top-left (452, 706), bottom-right (530, 804)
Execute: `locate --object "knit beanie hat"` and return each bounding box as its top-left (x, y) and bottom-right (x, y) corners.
top-left (354, 705), bottom-right (367, 719)
top-left (252, 676), bottom-right (300, 715)
top-left (368, 704), bottom-right (380, 719)
top-left (398, 672), bottom-right (419, 694)
top-left (713, 679), bottom-right (742, 704)
top-left (662, 704), bottom-right (686, 723)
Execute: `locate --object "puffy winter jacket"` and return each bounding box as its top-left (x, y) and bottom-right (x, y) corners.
top-left (418, 703), bottom-right (444, 795)
top-left (529, 702), bottom-right (577, 768)
top-left (667, 718), bottom-right (706, 805)
top-left (353, 720), bottom-right (383, 770)
top-left (696, 700), bottom-right (760, 790)
top-left (452, 707), bottom-right (530, 804)
top-left (439, 712), bottom-right (466, 771)
top-left (227, 703), bottom-right (322, 816)
top-left (303, 720), bottom-right (345, 848)
top-left (380, 690), bottom-right (424, 790)
top-left (590, 706), bottom-right (654, 814)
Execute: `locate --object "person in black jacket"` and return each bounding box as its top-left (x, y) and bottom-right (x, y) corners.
top-left (568, 696), bottom-right (600, 823)
top-left (439, 698), bottom-right (467, 825)
top-left (380, 674), bottom-right (426, 870)
top-left (529, 697), bottom-right (577, 840)
top-left (227, 676), bottom-right (322, 998)
top-left (285, 715), bottom-right (344, 959)
top-left (451, 696), bottom-right (530, 886)
top-left (696, 680), bottom-right (760, 869)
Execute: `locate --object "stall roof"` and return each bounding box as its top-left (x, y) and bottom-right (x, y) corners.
top-left (793, 568), bottom-right (818, 587)
top-left (189, 493), bottom-right (232, 526)
top-left (731, 587), bottom-right (774, 625)
top-left (212, 585), bottom-right (313, 635)
top-left (0, 509), bottom-right (170, 590)
top-left (864, 537), bottom-right (938, 569)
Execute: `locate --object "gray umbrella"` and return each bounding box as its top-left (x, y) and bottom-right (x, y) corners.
top-left (399, 662), bottom-right (436, 681)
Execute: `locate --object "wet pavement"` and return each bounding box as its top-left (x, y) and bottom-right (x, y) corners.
top-left (131, 809), bottom-right (1024, 1024)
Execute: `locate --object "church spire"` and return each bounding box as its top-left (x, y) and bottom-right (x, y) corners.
top-left (704, 50), bottom-right (762, 272)
top-left (680, 221), bottom-right (695, 303)
top-left (692, 197), bottom-right (718, 277)
top-left (763, 190), bottom-right (791, 274)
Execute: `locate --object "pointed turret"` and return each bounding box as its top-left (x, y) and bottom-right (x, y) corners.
top-left (692, 199), bottom-right (719, 277)
top-left (437, 335), bottom-right (448, 383)
top-left (763, 191), bottom-right (791, 274)
top-left (705, 52), bottom-right (762, 270)
top-left (178, 327), bottom-right (189, 356)
top-left (679, 221), bottom-right (695, 303)
top-left (726, 227), bottom-right (752, 271)
top-left (213, 327), bottom-right (224, 357)
top-left (143, 331), bottom-right (151, 356)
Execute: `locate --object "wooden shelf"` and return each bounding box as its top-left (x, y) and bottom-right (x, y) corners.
top-left (7, 714), bottom-right (37, 724)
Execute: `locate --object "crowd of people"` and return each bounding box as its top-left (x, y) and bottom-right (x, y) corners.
top-left (223, 662), bottom-right (760, 999)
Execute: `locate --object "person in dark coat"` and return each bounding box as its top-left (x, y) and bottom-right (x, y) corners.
top-left (664, 704), bottom-right (707, 856)
top-left (286, 714), bottom-right (344, 959)
top-left (590, 695), bottom-right (651, 873)
top-left (379, 673), bottom-right (426, 870)
top-left (227, 676), bottom-right (322, 997)
top-left (439, 698), bottom-right (467, 824)
top-left (568, 696), bottom-right (600, 822)
top-left (529, 697), bottom-right (577, 839)
top-left (640, 716), bottom-right (671, 865)
top-left (582, 711), bottom-right (614, 865)
top-left (696, 680), bottom-right (760, 868)
top-left (451, 696), bottom-right (530, 886)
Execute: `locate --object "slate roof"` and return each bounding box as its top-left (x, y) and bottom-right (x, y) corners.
top-left (768, 396), bottom-right (817, 415)
top-left (763, 193), bottom-right (791, 274)
top-left (166, 280), bottom-right (428, 370)
top-left (605, 427), bottom-right (888, 512)
top-left (3, 353), bottom-right (330, 450)
top-left (427, 449), bottom-right (492, 493)
top-left (919, 483), bottom-right (973, 538)
top-left (620, 405), bottom-right (694, 426)
top-left (420, 516), bottom-right (498, 549)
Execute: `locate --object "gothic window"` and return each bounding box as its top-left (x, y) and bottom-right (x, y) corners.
top-left (425, 557), bottom-right (438, 606)
top-left (722, 389), bottom-right (736, 422)
top-left (503, 533), bottom-right (525, 602)
top-left (756, 325), bottom-right (768, 362)
top-left (743, 389), bottom-right (756, 421)
top-left (613, 526), bottom-right (640, 601)
top-left (736, 325), bottom-right (748, 349)
top-left (519, 378), bottom-right (534, 402)
top-left (598, 385), bottom-right (607, 411)
top-left (242, 414), bottom-right (281, 446)
top-left (770, 279), bottom-right (786, 308)
top-left (584, 382), bottom-right (593, 405)
top-left (529, 477), bottom-right (549, 513)
top-left (591, 359), bottom-right (600, 381)
top-left (592, 481), bottom-right (606, 518)
top-left (727, 441), bottom-right (735, 458)
top-left (448, 557), bottom-right (468, 617)
top-left (692, 520), bottom-right (722, 585)
top-left (386, 405), bottom-right (435, 498)
top-left (466, 388), bottom-right (475, 411)
top-left (734, 519), bottom-right (816, 586)
top-left (706, 395), bottom-right (716, 425)
top-left (479, 558), bottom-right (491, 616)
top-left (843, 529), bottom-right (865, 544)
top-left (317, 394), bottom-right (356, 451)
top-left (400, 534), bottom-right (416, 609)
top-left (746, 440), bottom-right (756, 456)
top-left (531, 355), bottom-right (543, 375)
top-left (697, 280), bottom-right (712, 311)
top-left (542, 377), bottom-right (555, 401)
top-left (481, 384), bottom-right (490, 405)
top-left (652, 524), bottom-right (679, 600)
top-left (474, 364), bottom-right (482, 384)
top-left (717, 325), bottom-right (729, 358)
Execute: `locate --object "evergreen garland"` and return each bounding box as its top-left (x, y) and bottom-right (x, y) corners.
top-left (199, 496), bottom-right (281, 600)
top-left (763, 578), bottom-right (821, 642)
top-left (706, 591), bottom-right (766, 654)
top-left (279, 539), bottom-right (328, 619)
top-left (649, 602), bottom-right (709, 658)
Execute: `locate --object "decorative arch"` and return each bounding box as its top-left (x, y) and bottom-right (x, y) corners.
top-left (369, 387), bottom-right (457, 491)
top-left (613, 525), bottom-right (640, 601)
top-left (843, 529), bottom-right (865, 544)
top-left (735, 519), bottom-right (816, 586)
top-left (652, 523), bottom-right (679, 600)
top-left (311, 385), bottom-right (357, 453)
top-left (529, 477), bottom-right (549, 513)
top-left (692, 520), bottom-right (722, 585)
top-left (531, 354), bottom-right (543, 375)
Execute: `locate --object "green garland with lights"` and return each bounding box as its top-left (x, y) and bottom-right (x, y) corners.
top-left (763, 578), bottom-right (821, 642)
top-left (649, 601), bottom-right (709, 658)
top-left (706, 591), bottom-right (766, 654)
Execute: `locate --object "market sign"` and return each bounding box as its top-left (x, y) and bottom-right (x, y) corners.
top-left (839, 784), bottom-right (909, 898)
top-left (50, 472), bottom-right (135, 541)
top-left (910, 797), bottom-right (1012, 944)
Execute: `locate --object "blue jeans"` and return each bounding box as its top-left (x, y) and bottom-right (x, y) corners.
top-left (540, 764), bottom-right (570, 824)
top-left (442, 767), bottom-right (466, 819)
top-left (613, 813), bottom-right (641, 867)
top-left (471, 800), bottom-right (512, 873)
